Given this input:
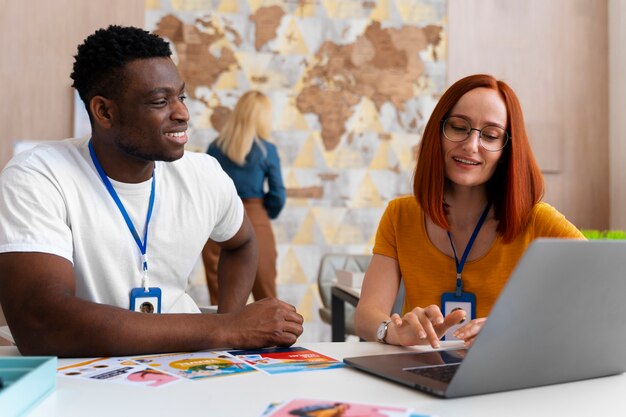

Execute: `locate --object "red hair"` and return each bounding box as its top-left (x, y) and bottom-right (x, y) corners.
top-left (413, 74), bottom-right (544, 242)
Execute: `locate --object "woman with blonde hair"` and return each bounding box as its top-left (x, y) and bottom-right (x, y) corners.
top-left (202, 90), bottom-right (286, 304)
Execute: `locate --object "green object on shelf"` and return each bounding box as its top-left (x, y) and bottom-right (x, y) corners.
top-left (0, 356), bottom-right (57, 417)
top-left (581, 230), bottom-right (626, 240)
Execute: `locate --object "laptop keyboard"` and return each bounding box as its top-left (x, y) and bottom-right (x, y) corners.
top-left (405, 364), bottom-right (460, 383)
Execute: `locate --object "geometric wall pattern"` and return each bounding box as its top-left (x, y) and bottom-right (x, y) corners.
top-left (145, 0), bottom-right (447, 341)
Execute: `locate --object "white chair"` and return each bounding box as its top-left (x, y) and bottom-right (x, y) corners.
top-left (317, 253), bottom-right (371, 336)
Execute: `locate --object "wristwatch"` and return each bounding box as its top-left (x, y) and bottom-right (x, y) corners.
top-left (376, 320), bottom-right (391, 343)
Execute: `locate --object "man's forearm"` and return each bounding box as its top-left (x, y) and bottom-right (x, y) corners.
top-left (216, 235), bottom-right (258, 313)
top-left (12, 293), bottom-right (235, 357)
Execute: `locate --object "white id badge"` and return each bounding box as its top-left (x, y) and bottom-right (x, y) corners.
top-left (130, 287), bottom-right (162, 314)
top-left (441, 292), bottom-right (476, 341)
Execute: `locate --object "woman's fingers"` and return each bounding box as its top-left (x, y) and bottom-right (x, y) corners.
top-left (390, 313), bottom-right (403, 327)
top-left (400, 312), bottom-right (428, 341)
top-left (423, 304), bottom-right (445, 326)
top-left (404, 305), bottom-right (444, 348)
top-left (395, 305), bottom-right (467, 348)
top-left (453, 317), bottom-right (486, 342)
top-left (421, 305), bottom-right (445, 347)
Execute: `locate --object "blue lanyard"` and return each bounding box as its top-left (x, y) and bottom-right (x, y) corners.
top-left (447, 203), bottom-right (491, 296)
top-left (88, 141), bottom-right (155, 275)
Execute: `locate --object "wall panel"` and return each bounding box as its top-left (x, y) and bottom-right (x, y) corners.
top-left (609, 0), bottom-right (626, 229)
top-left (448, 0), bottom-right (609, 229)
top-left (0, 0), bottom-right (144, 170)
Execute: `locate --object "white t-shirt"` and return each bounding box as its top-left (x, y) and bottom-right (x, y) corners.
top-left (0, 138), bottom-right (243, 313)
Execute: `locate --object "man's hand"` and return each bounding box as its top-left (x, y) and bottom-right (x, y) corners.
top-left (388, 304), bottom-right (467, 348)
top-left (223, 298), bottom-right (304, 349)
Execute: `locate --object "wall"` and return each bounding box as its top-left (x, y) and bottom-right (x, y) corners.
top-left (448, 0), bottom-right (609, 230)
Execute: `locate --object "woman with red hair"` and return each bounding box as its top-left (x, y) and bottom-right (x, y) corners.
top-left (355, 74), bottom-right (583, 348)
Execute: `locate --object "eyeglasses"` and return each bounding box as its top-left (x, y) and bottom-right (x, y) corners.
top-left (442, 116), bottom-right (510, 152)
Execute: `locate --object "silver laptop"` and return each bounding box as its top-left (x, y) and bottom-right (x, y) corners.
top-left (344, 239), bottom-right (626, 397)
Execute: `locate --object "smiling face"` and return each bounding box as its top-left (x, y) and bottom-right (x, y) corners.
top-left (111, 57), bottom-right (189, 163)
top-left (442, 87), bottom-right (508, 190)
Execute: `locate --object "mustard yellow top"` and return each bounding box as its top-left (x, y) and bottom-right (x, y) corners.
top-left (373, 196), bottom-right (584, 317)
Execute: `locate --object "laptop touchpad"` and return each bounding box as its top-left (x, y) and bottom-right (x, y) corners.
top-left (402, 348), bottom-right (467, 370)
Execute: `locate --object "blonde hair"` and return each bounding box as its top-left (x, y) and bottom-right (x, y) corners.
top-left (215, 90), bottom-right (272, 165)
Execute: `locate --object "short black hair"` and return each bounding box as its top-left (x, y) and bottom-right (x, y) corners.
top-left (70, 25), bottom-right (171, 110)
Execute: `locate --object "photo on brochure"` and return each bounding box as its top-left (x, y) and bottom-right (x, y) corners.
top-left (227, 346), bottom-right (345, 375)
top-left (57, 357), bottom-right (181, 388)
top-left (261, 398), bottom-right (424, 417)
top-left (131, 351), bottom-right (257, 379)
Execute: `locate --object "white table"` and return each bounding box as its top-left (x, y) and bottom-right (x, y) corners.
top-left (2, 342), bottom-right (624, 417)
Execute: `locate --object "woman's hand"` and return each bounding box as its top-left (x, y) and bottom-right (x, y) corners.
top-left (453, 317), bottom-right (486, 347)
top-left (388, 305), bottom-right (467, 348)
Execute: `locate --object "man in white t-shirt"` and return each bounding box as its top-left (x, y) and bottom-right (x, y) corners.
top-left (0, 25), bottom-right (303, 357)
